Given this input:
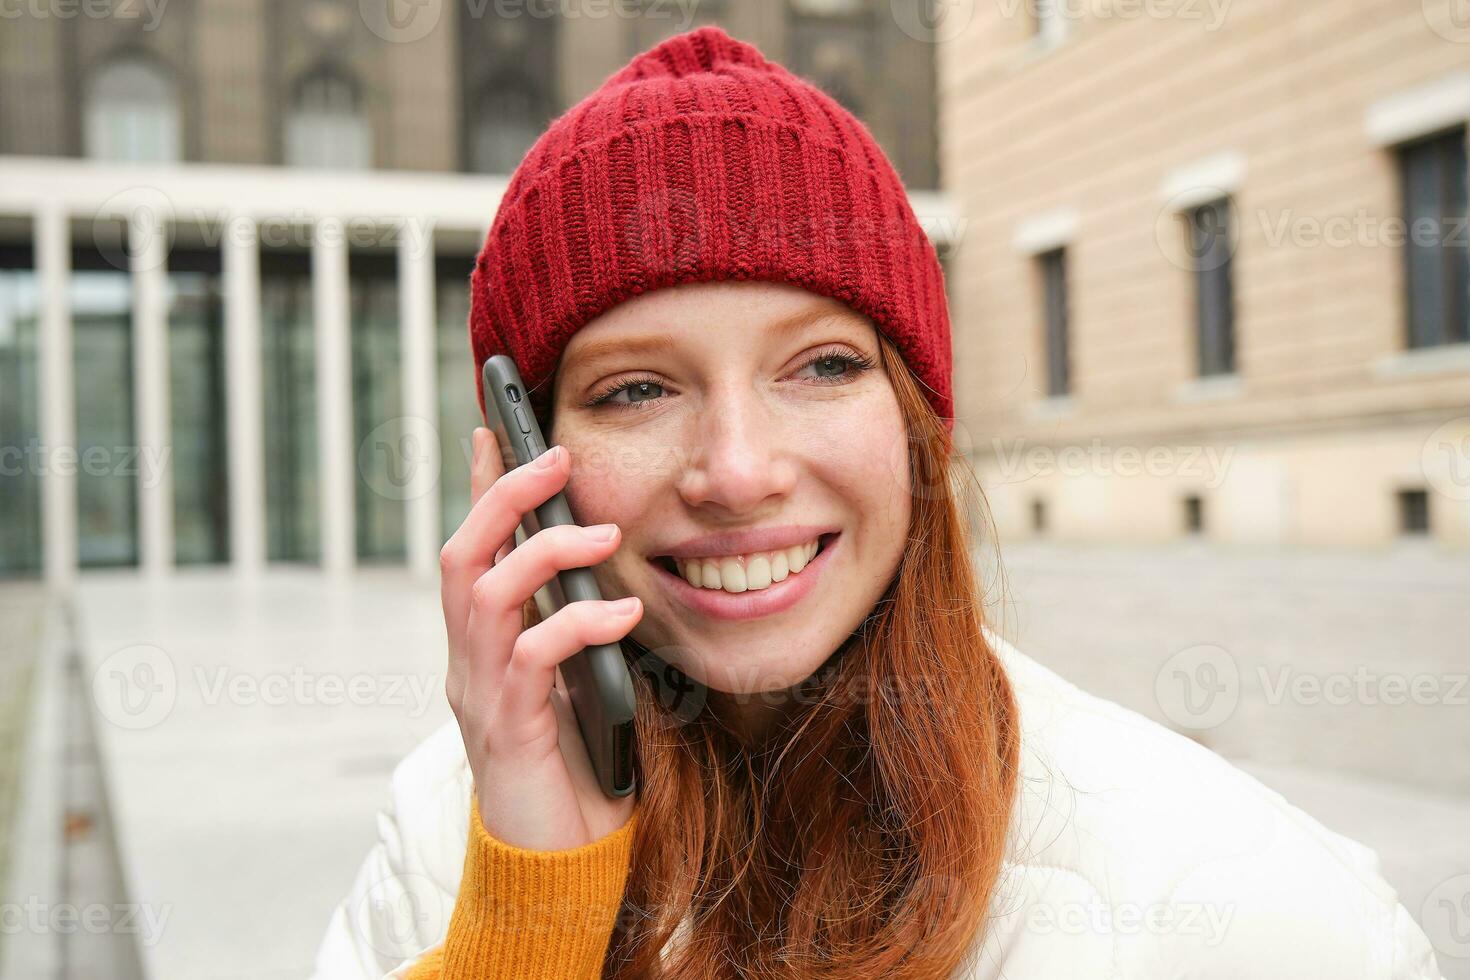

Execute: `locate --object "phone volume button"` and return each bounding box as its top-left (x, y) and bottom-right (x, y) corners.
top-left (513, 406), bottom-right (532, 434)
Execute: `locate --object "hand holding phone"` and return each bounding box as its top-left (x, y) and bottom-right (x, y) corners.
top-left (438, 403), bottom-right (638, 852)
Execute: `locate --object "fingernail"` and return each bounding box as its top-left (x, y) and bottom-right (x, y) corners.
top-left (610, 596), bottom-right (639, 615)
top-left (533, 445), bottom-right (563, 470)
top-left (584, 523), bottom-right (619, 541)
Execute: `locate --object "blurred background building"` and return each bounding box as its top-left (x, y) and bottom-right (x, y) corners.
top-left (0, 0), bottom-right (951, 587)
top-left (948, 0), bottom-right (1470, 551)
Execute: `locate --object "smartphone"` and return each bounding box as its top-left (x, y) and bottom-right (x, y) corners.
top-left (482, 355), bottom-right (638, 799)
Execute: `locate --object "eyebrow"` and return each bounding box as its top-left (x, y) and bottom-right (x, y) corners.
top-left (567, 302), bottom-right (863, 371)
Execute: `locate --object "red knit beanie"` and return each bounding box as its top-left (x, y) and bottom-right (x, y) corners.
top-left (469, 25), bottom-right (954, 429)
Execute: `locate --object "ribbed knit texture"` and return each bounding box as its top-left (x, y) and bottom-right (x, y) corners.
top-left (469, 25), bottom-right (954, 429)
top-left (404, 795), bottom-right (638, 979)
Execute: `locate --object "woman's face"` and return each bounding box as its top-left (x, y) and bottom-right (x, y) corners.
top-left (550, 280), bottom-right (911, 697)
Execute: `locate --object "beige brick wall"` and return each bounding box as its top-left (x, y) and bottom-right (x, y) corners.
top-left (942, 0), bottom-right (1470, 549)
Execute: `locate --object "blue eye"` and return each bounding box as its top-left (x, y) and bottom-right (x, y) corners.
top-left (586, 347), bottom-right (875, 411)
top-left (591, 378), bottom-right (665, 409)
top-left (795, 348), bottom-right (877, 384)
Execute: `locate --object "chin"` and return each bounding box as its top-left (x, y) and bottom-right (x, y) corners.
top-left (635, 618), bottom-right (847, 697)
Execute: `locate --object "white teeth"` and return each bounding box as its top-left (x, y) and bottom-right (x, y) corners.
top-left (746, 555), bottom-right (772, 590)
top-left (719, 557), bottom-right (747, 593)
top-left (671, 538), bottom-right (823, 595)
top-left (786, 543), bottom-right (809, 574)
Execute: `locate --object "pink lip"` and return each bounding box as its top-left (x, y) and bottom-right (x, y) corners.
top-left (649, 533), bottom-right (840, 622)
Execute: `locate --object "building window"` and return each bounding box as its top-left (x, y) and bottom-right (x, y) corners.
top-left (167, 250), bottom-right (230, 566)
top-left (1183, 494), bottom-right (1204, 535)
top-left (1187, 198), bottom-right (1236, 376)
top-left (83, 54), bottom-right (181, 163)
top-left (1397, 488), bottom-right (1430, 535)
top-left (285, 67), bottom-right (372, 170)
top-left (350, 251), bottom-right (406, 563)
top-left (0, 244), bottom-right (43, 578)
top-left (1399, 128), bottom-right (1469, 349)
top-left (469, 79), bottom-right (545, 175)
top-left (788, 1), bottom-right (873, 118)
top-left (1039, 248), bottom-right (1070, 396)
top-left (260, 249), bottom-right (320, 564)
top-left (437, 254), bottom-right (480, 544)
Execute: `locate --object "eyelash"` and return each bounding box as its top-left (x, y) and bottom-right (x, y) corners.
top-left (586, 346), bottom-right (877, 411)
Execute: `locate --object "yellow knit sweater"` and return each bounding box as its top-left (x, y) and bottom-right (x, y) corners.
top-left (404, 796), bottom-right (638, 979)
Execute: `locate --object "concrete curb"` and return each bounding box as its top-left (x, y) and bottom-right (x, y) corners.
top-left (1, 594), bottom-right (70, 980)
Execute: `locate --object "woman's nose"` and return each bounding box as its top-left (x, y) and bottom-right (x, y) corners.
top-left (676, 393), bottom-right (798, 516)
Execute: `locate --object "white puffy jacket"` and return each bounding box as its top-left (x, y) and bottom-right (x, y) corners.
top-left (311, 636), bottom-right (1445, 979)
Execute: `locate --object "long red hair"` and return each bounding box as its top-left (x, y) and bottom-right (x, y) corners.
top-left (600, 335), bottom-right (1020, 979)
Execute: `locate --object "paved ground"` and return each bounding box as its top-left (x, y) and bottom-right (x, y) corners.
top-left (0, 587), bottom-right (45, 967)
top-left (0, 546), bottom-right (1464, 978)
top-left (985, 541), bottom-right (1470, 978)
top-left (68, 568), bottom-right (452, 980)
top-left (982, 541), bottom-right (1470, 793)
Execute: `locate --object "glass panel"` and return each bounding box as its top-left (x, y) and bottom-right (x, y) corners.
top-left (0, 258), bottom-right (43, 578)
top-left (1041, 249), bottom-right (1069, 396)
top-left (168, 258), bottom-right (230, 565)
top-left (72, 268), bottom-right (138, 567)
top-left (351, 256), bottom-right (406, 563)
top-left (437, 258), bottom-right (478, 544)
top-left (84, 57), bottom-right (181, 163)
top-left (261, 254), bottom-right (319, 563)
top-left (285, 70), bottom-right (372, 170)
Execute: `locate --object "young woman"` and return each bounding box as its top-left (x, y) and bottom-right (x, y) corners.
top-left (313, 26), bottom-right (1442, 980)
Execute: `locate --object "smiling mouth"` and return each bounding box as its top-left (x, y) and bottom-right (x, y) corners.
top-left (652, 533), bottom-right (838, 595)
